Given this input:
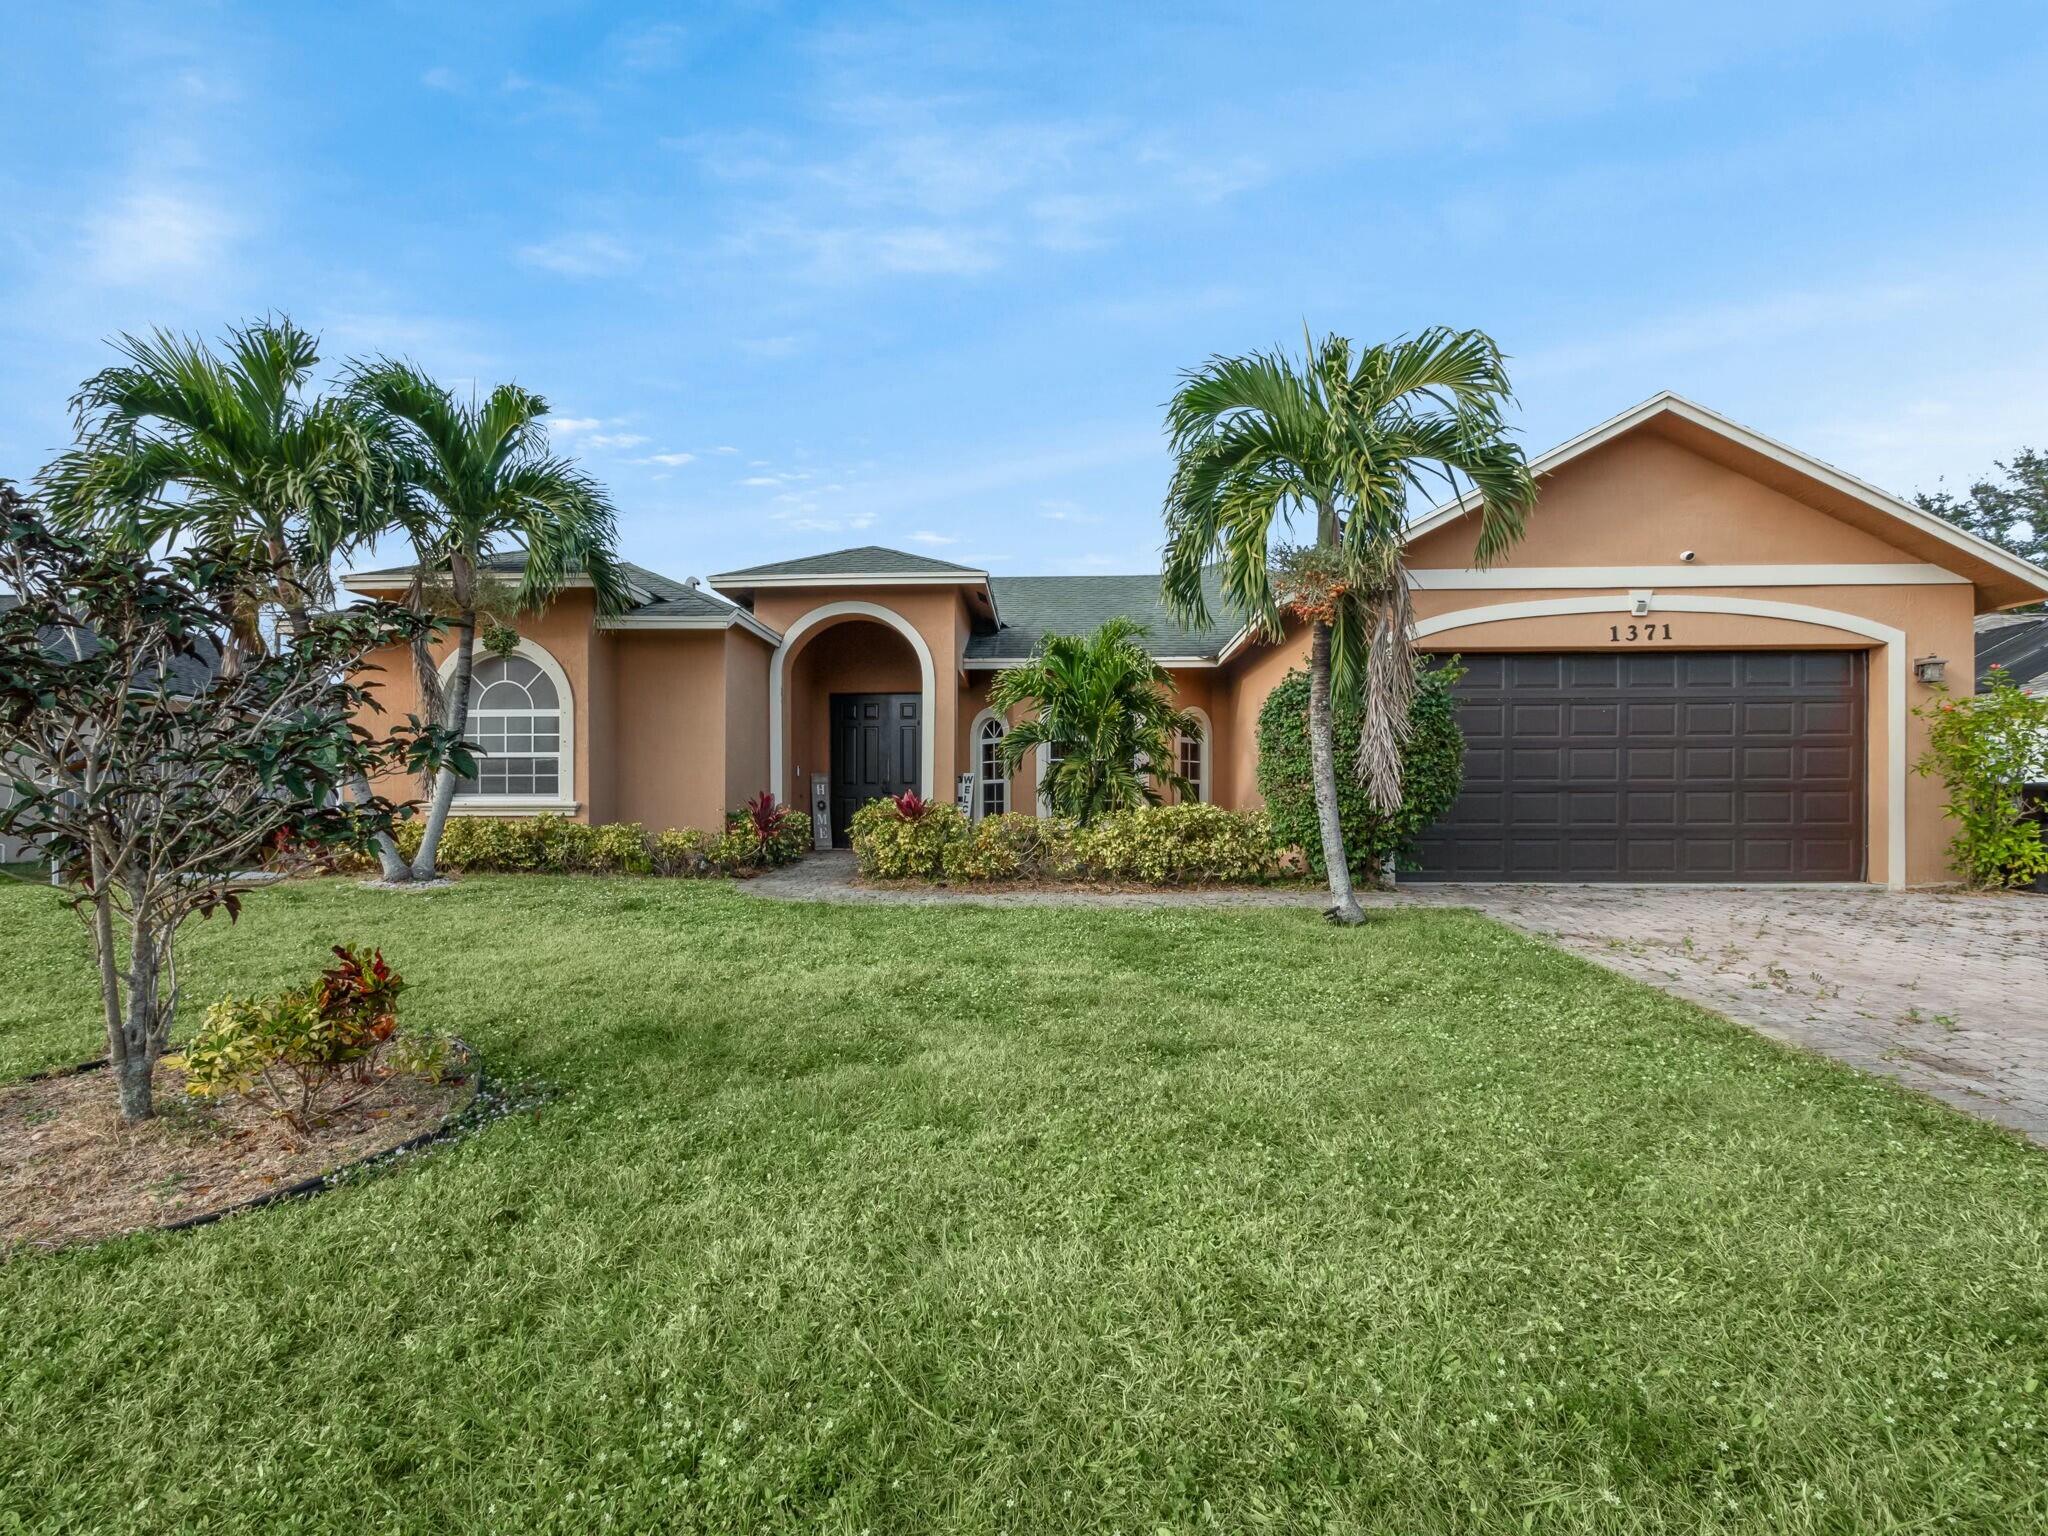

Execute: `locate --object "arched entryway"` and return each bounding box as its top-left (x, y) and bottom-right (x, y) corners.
top-left (771, 602), bottom-right (936, 845)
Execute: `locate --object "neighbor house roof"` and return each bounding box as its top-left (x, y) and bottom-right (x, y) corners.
top-left (965, 568), bottom-right (1246, 665)
top-left (1976, 612), bottom-right (2048, 693)
top-left (710, 545), bottom-right (986, 582)
top-left (0, 593), bottom-right (222, 694)
top-left (340, 551), bottom-right (781, 643)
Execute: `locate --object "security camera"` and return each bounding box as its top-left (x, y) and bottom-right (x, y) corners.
top-left (1679, 550), bottom-right (1698, 563)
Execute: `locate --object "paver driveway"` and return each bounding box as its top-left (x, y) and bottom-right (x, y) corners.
top-left (1417, 884), bottom-right (2048, 1146)
top-left (753, 857), bottom-right (2048, 1144)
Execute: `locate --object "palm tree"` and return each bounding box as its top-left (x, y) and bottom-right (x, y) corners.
top-left (34, 318), bottom-right (417, 881)
top-left (1162, 328), bottom-right (1536, 924)
top-left (37, 317), bottom-right (376, 653)
top-left (348, 360), bottom-right (626, 880)
top-left (990, 618), bottom-right (1197, 825)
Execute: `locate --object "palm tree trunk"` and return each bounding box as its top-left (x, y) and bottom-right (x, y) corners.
top-left (1309, 620), bottom-right (1365, 925)
top-left (410, 607), bottom-right (475, 881)
top-left (281, 590), bottom-right (409, 881)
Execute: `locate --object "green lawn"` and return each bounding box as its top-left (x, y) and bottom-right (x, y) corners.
top-left (2, 876), bottom-right (2045, 1533)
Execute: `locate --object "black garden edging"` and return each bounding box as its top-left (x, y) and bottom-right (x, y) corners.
top-left (6, 1039), bottom-right (536, 1242)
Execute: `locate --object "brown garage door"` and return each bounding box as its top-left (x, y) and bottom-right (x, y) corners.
top-left (1409, 650), bottom-right (1865, 882)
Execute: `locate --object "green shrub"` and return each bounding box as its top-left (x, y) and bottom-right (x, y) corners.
top-left (340, 804), bottom-right (807, 880)
top-left (1914, 670), bottom-right (2048, 888)
top-left (939, 812), bottom-right (1073, 882)
top-left (850, 794), bottom-right (969, 879)
top-left (1068, 804), bottom-right (1278, 884)
top-left (650, 826), bottom-right (717, 877)
top-left (586, 822), bottom-right (655, 875)
top-left (1255, 660), bottom-right (1466, 881)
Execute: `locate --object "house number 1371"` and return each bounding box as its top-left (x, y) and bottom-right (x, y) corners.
top-left (1609, 622), bottom-right (1673, 642)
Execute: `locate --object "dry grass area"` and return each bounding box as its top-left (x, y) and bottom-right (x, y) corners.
top-left (0, 1057), bottom-right (473, 1255)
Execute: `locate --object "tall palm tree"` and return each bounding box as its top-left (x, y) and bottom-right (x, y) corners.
top-left (349, 360), bottom-right (627, 880)
top-left (990, 618), bottom-right (1197, 825)
top-left (1162, 328), bottom-right (1536, 924)
top-left (34, 318), bottom-right (416, 881)
top-left (37, 317), bottom-right (376, 652)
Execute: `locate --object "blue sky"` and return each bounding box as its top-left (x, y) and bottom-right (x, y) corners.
top-left (3, 2), bottom-right (2045, 581)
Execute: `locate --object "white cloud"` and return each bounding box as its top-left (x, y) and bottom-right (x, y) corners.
top-left (739, 475), bottom-right (782, 486)
top-left (550, 417), bottom-right (604, 435)
top-left (736, 335), bottom-right (800, 359)
top-left (516, 232), bottom-right (639, 277)
top-left (84, 188), bottom-right (235, 285)
top-left (634, 451), bottom-right (696, 466)
top-left (586, 432), bottom-right (648, 449)
top-left (614, 22), bottom-right (689, 72)
top-left (420, 66), bottom-right (461, 92)
top-left (711, 445), bottom-right (739, 455)
top-left (906, 531), bottom-right (957, 546)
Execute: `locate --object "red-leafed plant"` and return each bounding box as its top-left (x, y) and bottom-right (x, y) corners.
top-left (746, 790), bottom-right (794, 841)
top-left (891, 790), bottom-right (931, 821)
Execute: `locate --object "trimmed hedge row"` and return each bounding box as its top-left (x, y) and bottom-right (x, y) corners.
top-left (347, 811), bottom-right (810, 878)
top-left (849, 801), bottom-right (1287, 885)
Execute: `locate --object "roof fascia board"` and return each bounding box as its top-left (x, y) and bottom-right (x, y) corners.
top-left (1408, 563), bottom-right (1969, 589)
top-left (600, 611), bottom-right (784, 645)
top-left (964, 654), bottom-right (1220, 670)
top-left (708, 571), bottom-right (987, 588)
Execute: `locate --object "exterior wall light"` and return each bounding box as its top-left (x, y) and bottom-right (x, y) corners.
top-left (1912, 655), bottom-right (1949, 684)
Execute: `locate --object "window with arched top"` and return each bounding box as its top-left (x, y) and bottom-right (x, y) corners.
top-left (1177, 710), bottom-right (1211, 804)
top-left (458, 654), bottom-right (563, 798)
top-left (974, 713), bottom-right (1008, 819)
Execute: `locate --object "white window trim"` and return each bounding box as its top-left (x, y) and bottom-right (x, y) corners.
top-left (1410, 594), bottom-right (1908, 890)
top-left (769, 601), bottom-right (936, 801)
top-left (967, 707), bottom-right (1010, 821)
top-left (1035, 739), bottom-right (1061, 816)
top-left (1177, 706), bottom-right (1212, 804)
top-left (436, 637), bottom-right (577, 814)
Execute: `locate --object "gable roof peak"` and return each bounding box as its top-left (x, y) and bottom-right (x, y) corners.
top-left (709, 544), bottom-right (987, 582)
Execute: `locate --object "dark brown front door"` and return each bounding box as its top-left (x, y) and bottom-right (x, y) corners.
top-left (829, 693), bottom-right (921, 846)
top-left (1409, 650), bottom-right (1866, 882)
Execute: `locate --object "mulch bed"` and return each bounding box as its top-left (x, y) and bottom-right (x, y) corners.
top-left (0, 1056), bottom-right (476, 1256)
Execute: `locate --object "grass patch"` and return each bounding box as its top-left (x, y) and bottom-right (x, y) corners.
top-left (1, 874), bottom-right (2044, 1532)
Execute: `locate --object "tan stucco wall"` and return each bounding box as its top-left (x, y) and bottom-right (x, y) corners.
top-left (722, 633), bottom-right (772, 809)
top-left (609, 630), bottom-right (731, 832)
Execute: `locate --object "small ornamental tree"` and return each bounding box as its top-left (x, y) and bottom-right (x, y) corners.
top-left (1256, 660), bottom-right (1467, 881)
top-left (0, 488), bottom-right (467, 1121)
top-left (1913, 667), bottom-right (2048, 888)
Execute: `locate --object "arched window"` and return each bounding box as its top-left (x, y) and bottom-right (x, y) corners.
top-left (457, 654), bottom-right (563, 798)
top-left (974, 713), bottom-right (1009, 819)
top-left (1177, 709), bottom-right (1211, 804)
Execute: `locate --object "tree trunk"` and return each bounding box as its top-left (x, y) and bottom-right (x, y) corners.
top-left (287, 591), bottom-right (410, 882)
top-left (352, 773), bottom-right (411, 881)
top-left (87, 846), bottom-right (152, 1121)
top-left (1309, 620), bottom-right (1365, 925)
top-left (410, 599), bottom-right (476, 882)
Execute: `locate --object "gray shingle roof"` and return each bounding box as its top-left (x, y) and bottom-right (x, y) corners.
top-left (966, 568), bottom-right (1247, 662)
top-left (711, 545), bottom-right (984, 581)
top-left (1, 593), bottom-right (221, 694)
top-left (344, 551), bottom-right (751, 623)
top-left (1977, 613), bottom-right (2048, 692)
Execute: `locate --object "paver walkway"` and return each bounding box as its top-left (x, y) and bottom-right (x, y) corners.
top-left (749, 855), bottom-right (2048, 1144)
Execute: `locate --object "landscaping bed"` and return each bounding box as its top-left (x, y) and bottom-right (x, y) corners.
top-left (0, 1052), bottom-right (476, 1256)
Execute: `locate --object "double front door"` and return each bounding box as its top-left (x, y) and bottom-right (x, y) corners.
top-left (828, 693), bottom-right (921, 846)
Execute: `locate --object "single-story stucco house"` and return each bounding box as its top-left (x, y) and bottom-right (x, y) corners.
top-left (344, 393), bottom-right (2048, 887)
